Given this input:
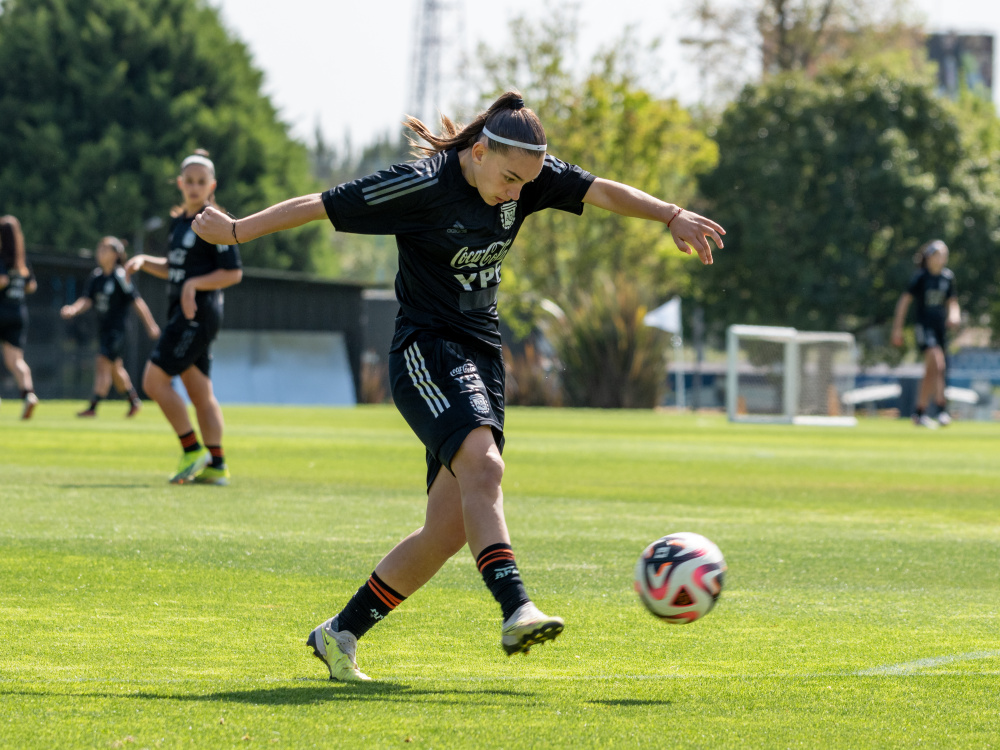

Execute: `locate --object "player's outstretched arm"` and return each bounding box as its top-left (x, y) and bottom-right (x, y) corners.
top-left (192, 195), bottom-right (327, 245)
top-left (947, 297), bottom-right (961, 329)
top-left (582, 177), bottom-right (725, 265)
top-left (890, 293), bottom-right (912, 347)
top-left (60, 297), bottom-right (93, 320)
top-left (132, 297), bottom-right (161, 339)
top-left (125, 255), bottom-right (169, 280)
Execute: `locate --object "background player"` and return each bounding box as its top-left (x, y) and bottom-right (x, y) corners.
top-left (125, 151), bottom-right (242, 484)
top-left (192, 91), bottom-right (724, 681)
top-left (891, 239), bottom-right (960, 427)
top-left (0, 215), bottom-right (39, 419)
top-left (60, 236), bottom-right (161, 417)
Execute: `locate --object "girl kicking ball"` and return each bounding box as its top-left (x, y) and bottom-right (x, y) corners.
top-left (126, 151), bottom-right (242, 484)
top-left (193, 92), bottom-right (724, 680)
top-left (60, 236), bottom-right (161, 417)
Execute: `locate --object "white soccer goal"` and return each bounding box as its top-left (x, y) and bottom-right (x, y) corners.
top-left (726, 325), bottom-right (859, 426)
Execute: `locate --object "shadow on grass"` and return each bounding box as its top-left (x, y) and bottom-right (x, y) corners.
top-left (588, 699), bottom-right (674, 707)
top-left (2, 683), bottom-right (534, 707)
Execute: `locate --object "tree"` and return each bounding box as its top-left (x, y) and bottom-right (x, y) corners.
top-left (693, 63), bottom-right (1000, 359)
top-left (681, 0), bottom-right (923, 105)
top-left (0, 0), bottom-right (322, 270)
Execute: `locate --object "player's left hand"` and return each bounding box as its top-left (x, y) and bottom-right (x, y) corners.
top-left (192, 206), bottom-right (233, 245)
top-left (668, 210), bottom-right (725, 265)
top-left (181, 281), bottom-right (197, 320)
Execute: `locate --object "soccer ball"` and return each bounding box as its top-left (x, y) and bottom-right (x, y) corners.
top-left (633, 532), bottom-right (726, 624)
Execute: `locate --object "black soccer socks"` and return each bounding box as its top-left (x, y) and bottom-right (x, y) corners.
top-left (477, 542), bottom-right (531, 622)
top-left (337, 571), bottom-right (406, 639)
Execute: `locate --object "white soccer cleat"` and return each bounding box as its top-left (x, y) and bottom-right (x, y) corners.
top-left (306, 616), bottom-right (371, 682)
top-left (936, 410), bottom-right (952, 427)
top-left (501, 602), bottom-right (564, 656)
top-left (914, 414), bottom-right (939, 429)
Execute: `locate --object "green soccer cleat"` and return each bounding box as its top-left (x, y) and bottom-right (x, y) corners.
top-left (169, 447), bottom-right (210, 484)
top-left (307, 616), bottom-right (372, 682)
top-left (501, 602), bottom-right (564, 656)
top-left (194, 464), bottom-right (231, 486)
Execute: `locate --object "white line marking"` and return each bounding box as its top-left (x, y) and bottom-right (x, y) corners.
top-left (857, 650), bottom-right (1000, 675)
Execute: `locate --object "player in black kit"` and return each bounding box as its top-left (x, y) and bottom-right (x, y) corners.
top-left (891, 240), bottom-right (960, 427)
top-left (60, 236), bottom-right (161, 417)
top-left (126, 151), bottom-right (243, 484)
top-left (0, 215), bottom-right (39, 419)
top-left (193, 92), bottom-right (725, 681)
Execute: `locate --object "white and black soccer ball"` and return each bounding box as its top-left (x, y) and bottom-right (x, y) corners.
top-left (633, 532), bottom-right (726, 624)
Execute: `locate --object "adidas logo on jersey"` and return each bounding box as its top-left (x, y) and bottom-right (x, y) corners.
top-left (447, 221), bottom-right (468, 234)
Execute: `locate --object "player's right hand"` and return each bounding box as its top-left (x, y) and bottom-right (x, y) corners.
top-left (123, 256), bottom-right (143, 277)
top-left (59, 305), bottom-right (73, 319)
top-left (192, 206), bottom-right (233, 245)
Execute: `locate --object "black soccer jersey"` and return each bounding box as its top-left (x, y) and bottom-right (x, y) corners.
top-left (83, 266), bottom-right (139, 331)
top-left (165, 213), bottom-right (242, 321)
top-left (907, 268), bottom-right (955, 329)
top-left (322, 149), bottom-right (595, 354)
top-left (0, 260), bottom-right (34, 311)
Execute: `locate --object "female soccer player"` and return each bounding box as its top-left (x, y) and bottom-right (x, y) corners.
top-left (193, 92), bottom-right (725, 681)
top-left (60, 236), bottom-right (161, 417)
top-left (0, 215), bottom-right (39, 419)
top-left (891, 239), bottom-right (960, 427)
top-left (125, 151), bottom-right (243, 484)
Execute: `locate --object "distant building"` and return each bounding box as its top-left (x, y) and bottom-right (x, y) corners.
top-left (926, 33), bottom-right (994, 99)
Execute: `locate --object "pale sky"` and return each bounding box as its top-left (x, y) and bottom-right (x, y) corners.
top-left (211, 0), bottom-right (1000, 147)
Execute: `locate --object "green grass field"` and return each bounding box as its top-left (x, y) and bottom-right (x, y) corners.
top-left (1, 402), bottom-right (998, 748)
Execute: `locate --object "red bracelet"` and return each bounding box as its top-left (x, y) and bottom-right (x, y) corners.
top-left (667, 208), bottom-right (683, 227)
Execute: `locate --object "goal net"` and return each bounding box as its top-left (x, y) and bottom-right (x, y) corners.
top-left (726, 325), bottom-right (859, 426)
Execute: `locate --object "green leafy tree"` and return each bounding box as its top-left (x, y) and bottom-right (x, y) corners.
top-left (694, 63), bottom-right (1000, 358)
top-left (0, 0), bottom-right (321, 269)
top-left (681, 0), bottom-right (923, 105)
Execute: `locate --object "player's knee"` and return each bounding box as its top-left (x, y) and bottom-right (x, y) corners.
top-left (469, 451), bottom-right (505, 491)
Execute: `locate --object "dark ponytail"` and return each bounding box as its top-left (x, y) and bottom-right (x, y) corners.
top-left (404, 90), bottom-right (546, 157)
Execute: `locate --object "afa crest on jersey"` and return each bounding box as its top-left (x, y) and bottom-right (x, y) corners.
top-left (500, 201), bottom-right (517, 230)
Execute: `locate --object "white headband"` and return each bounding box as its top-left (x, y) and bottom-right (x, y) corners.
top-left (181, 154), bottom-right (215, 172)
top-left (482, 126), bottom-right (547, 152)
top-left (923, 240), bottom-right (947, 256)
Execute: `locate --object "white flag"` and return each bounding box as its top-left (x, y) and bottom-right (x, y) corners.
top-left (644, 296), bottom-right (681, 334)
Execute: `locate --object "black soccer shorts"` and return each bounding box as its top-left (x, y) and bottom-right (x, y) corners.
top-left (389, 333), bottom-right (505, 491)
top-left (149, 311), bottom-right (219, 377)
top-left (98, 326), bottom-right (126, 360)
top-left (0, 308), bottom-right (26, 350)
top-left (915, 323), bottom-right (946, 353)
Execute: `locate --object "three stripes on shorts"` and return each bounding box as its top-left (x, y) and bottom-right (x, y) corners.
top-left (404, 342), bottom-right (450, 418)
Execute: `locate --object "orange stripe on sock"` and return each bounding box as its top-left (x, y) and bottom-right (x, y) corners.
top-left (477, 550), bottom-right (515, 572)
top-left (367, 578), bottom-right (401, 609)
top-left (179, 433), bottom-right (198, 449)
